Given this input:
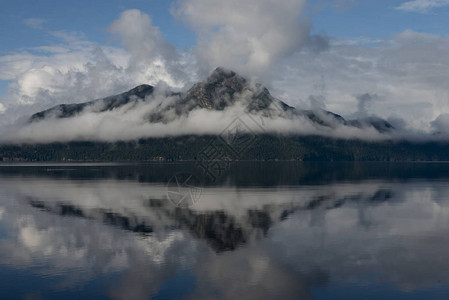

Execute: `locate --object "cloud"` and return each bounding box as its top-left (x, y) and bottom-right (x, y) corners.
top-left (355, 93), bottom-right (380, 118)
top-left (109, 10), bottom-right (174, 62)
top-left (430, 113), bottom-right (449, 133)
top-left (270, 30), bottom-right (449, 133)
top-left (0, 84), bottom-right (397, 144)
top-left (24, 18), bottom-right (46, 30)
top-left (108, 9), bottom-right (187, 87)
top-left (172, 0), bottom-right (310, 77)
top-left (0, 31), bottom-right (123, 105)
top-left (0, 10), bottom-right (195, 128)
top-left (396, 0), bottom-right (449, 12)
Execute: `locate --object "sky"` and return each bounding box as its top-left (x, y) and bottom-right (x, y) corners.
top-left (0, 0), bottom-right (449, 139)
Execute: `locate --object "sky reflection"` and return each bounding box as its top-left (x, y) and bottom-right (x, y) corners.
top-left (1, 166), bottom-right (449, 299)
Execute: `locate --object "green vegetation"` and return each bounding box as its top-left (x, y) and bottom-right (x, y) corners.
top-left (1, 135), bottom-right (449, 162)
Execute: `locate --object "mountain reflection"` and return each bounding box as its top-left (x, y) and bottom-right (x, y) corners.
top-left (23, 183), bottom-right (394, 253)
top-left (1, 164), bottom-right (449, 299)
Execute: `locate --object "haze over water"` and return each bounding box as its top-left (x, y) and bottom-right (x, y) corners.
top-left (1, 162), bottom-right (449, 299)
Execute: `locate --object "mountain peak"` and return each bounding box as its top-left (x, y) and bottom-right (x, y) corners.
top-left (206, 67), bottom-right (247, 88)
top-left (127, 84), bottom-right (154, 96)
top-left (182, 67), bottom-right (249, 110)
top-left (210, 67), bottom-right (237, 78)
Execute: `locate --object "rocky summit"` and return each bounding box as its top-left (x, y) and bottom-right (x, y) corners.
top-left (29, 67), bottom-right (393, 133)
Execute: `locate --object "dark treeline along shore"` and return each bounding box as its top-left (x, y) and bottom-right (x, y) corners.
top-left (2, 135), bottom-right (449, 162)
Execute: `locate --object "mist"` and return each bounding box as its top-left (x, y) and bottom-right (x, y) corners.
top-left (0, 82), bottom-right (444, 144)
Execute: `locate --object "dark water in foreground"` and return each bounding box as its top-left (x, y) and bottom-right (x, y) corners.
top-left (1, 162), bottom-right (449, 299)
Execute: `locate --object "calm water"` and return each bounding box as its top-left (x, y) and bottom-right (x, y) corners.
top-left (1, 162), bottom-right (449, 299)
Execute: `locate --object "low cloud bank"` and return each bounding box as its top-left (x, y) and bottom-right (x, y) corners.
top-left (0, 87), bottom-right (446, 144)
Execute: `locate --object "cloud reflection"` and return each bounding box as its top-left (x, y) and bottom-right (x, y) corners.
top-left (0, 174), bottom-right (449, 298)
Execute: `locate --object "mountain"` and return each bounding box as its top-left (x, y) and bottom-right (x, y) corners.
top-left (30, 84), bottom-right (155, 122)
top-left (180, 67), bottom-right (294, 113)
top-left (6, 67), bottom-right (437, 162)
top-left (29, 67), bottom-right (393, 133)
top-left (23, 184), bottom-right (393, 253)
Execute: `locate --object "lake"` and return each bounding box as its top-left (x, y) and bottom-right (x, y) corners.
top-left (1, 162), bottom-right (449, 299)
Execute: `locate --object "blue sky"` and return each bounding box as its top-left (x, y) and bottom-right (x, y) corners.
top-left (0, 0), bottom-right (449, 134)
top-left (309, 0), bottom-right (449, 38)
top-left (1, 0), bottom-right (448, 56)
top-left (0, 0), bottom-right (194, 52)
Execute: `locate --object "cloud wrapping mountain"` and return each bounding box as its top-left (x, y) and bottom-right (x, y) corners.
top-left (0, 5), bottom-right (449, 139)
top-left (1, 68), bottom-right (400, 143)
top-left (172, 0), bottom-right (310, 77)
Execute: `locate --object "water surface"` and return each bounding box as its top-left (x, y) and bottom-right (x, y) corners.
top-left (1, 162), bottom-right (449, 299)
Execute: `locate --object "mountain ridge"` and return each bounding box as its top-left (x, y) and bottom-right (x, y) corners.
top-left (30, 84), bottom-right (155, 122)
top-left (29, 67), bottom-right (394, 133)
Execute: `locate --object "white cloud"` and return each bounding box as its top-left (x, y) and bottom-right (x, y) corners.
top-left (172, 0), bottom-right (310, 77)
top-left (24, 18), bottom-right (46, 29)
top-left (0, 88), bottom-right (393, 144)
top-left (269, 30), bottom-right (449, 133)
top-left (0, 10), bottom-right (195, 127)
top-left (396, 0), bottom-right (449, 12)
top-left (0, 43), bottom-right (130, 122)
top-left (108, 9), bottom-right (187, 88)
